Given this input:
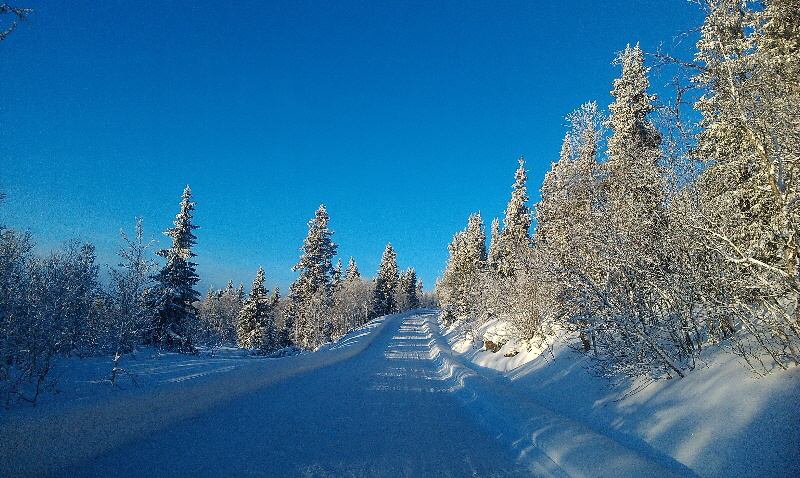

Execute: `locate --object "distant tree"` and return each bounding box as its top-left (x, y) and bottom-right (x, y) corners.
top-left (397, 268), bottom-right (420, 311)
top-left (344, 256), bottom-right (360, 280)
top-left (372, 243), bottom-right (399, 318)
top-left (331, 257), bottom-right (373, 338)
top-left (331, 259), bottom-right (343, 288)
top-left (237, 267), bottom-right (276, 351)
top-left (197, 280), bottom-right (243, 347)
top-left (486, 217), bottom-right (502, 272)
top-left (146, 185), bottom-right (200, 353)
top-left (437, 212), bottom-right (486, 322)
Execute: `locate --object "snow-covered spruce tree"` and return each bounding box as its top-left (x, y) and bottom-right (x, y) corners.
top-left (331, 259), bottom-right (343, 289)
top-left (486, 217), bottom-right (502, 273)
top-left (344, 256), bottom-right (360, 280)
top-left (237, 267), bottom-right (276, 351)
top-left (691, 0), bottom-right (800, 370)
top-left (481, 159), bottom-right (545, 341)
top-left (581, 44), bottom-right (695, 379)
top-left (288, 205), bottom-right (338, 349)
top-left (146, 185), bottom-right (200, 353)
top-left (605, 43), bottom-right (666, 260)
top-left (372, 243), bottom-right (399, 318)
top-left (436, 212), bottom-right (486, 325)
top-left (401, 268), bottom-right (420, 311)
top-left (495, 157), bottom-right (533, 277)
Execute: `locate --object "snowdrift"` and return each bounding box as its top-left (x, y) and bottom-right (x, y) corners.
top-left (444, 317), bottom-right (800, 478)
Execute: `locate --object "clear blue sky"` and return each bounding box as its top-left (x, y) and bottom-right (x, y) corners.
top-left (0, 1), bottom-right (704, 292)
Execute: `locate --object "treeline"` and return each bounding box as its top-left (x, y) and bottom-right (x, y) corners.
top-left (207, 205), bottom-right (432, 354)
top-left (0, 188), bottom-right (430, 405)
top-left (437, 0), bottom-right (798, 379)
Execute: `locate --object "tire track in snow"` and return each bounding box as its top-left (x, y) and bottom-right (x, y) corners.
top-left (0, 316), bottom-right (392, 478)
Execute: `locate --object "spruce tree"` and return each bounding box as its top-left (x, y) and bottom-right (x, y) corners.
top-left (147, 185), bottom-right (200, 353)
top-left (486, 217), bottom-right (502, 272)
top-left (237, 266), bottom-right (275, 351)
top-left (372, 243), bottom-right (399, 318)
top-left (344, 256), bottom-right (360, 280)
top-left (404, 268), bottom-right (420, 310)
top-left (604, 43), bottom-right (666, 259)
top-left (437, 212), bottom-right (487, 319)
top-left (288, 205), bottom-right (338, 349)
top-left (496, 158), bottom-right (532, 276)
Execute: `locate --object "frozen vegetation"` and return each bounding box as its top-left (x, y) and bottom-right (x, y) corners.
top-left (1, 1), bottom-right (798, 477)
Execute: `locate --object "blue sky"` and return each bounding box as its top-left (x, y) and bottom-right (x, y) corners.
top-left (0, 1), bottom-right (704, 292)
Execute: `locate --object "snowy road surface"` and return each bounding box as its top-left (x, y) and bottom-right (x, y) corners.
top-left (2, 311), bottom-right (683, 477)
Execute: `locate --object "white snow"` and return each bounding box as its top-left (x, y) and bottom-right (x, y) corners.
top-left (444, 317), bottom-right (800, 478)
top-left (1, 311), bottom-right (796, 477)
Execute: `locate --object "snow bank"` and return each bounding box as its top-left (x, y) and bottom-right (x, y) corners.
top-left (444, 317), bottom-right (800, 478)
top-left (0, 316), bottom-right (391, 478)
top-left (426, 313), bottom-right (685, 477)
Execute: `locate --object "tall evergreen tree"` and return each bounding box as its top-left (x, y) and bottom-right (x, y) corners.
top-left (437, 212), bottom-right (487, 319)
top-left (288, 205), bottom-right (338, 349)
top-left (496, 158), bottom-right (532, 275)
top-left (402, 268), bottom-right (420, 311)
top-left (486, 217), bottom-right (502, 272)
top-left (146, 185), bottom-right (200, 353)
top-left (372, 243), bottom-right (399, 318)
top-left (604, 43), bottom-right (666, 258)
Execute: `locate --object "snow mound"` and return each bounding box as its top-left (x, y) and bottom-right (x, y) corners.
top-left (443, 317), bottom-right (800, 478)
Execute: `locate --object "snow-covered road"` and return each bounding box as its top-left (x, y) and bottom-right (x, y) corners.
top-left (2, 311), bottom-right (684, 477)
top-left (57, 312), bottom-right (531, 477)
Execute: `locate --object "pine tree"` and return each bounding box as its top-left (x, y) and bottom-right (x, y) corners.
top-left (403, 268), bottom-right (420, 310)
top-left (605, 43), bottom-right (666, 258)
top-left (237, 266), bottom-right (275, 351)
top-left (146, 185), bottom-right (200, 353)
top-left (344, 256), bottom-right (360, 280)
top-left (496, 158), bottom-right (532, 276)
top-left (288, 205), bottom-right (338, 349)
top-left (372, 243), bottom-right (399, 318)
top-left (437, 212), bottom-right (487, 320)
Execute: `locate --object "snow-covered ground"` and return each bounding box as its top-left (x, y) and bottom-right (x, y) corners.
top-left (1, 311), bottom-right (796, 477)
top-left (444, 318), bottom-right (800, 478)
